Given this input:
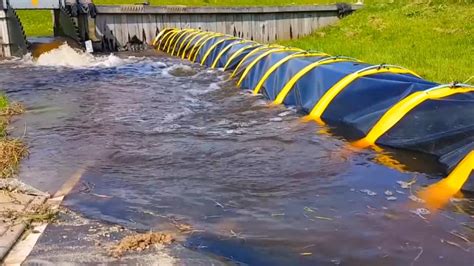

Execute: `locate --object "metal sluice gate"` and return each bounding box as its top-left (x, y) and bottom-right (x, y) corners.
top-left (0, 0), bottom-right (98, 57)
top-left (154, 28), bottom-right (474, 194)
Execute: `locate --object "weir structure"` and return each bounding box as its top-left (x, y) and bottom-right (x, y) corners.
top-left (0, 1), bottom-right (361, 57)
top-left (0, 0), bottom-right (82, 57)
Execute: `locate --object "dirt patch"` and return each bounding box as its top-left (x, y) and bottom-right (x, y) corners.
top-left (1, 199), bottom-right (56, 226)
top-left (0, 102), bottom-right (25, 117)
top-left (109, 232), bottom-right (175, 258)
top-left (0, 139), bottom-right (28, 178)
top-left (0, 96), bottom-right (27, 179)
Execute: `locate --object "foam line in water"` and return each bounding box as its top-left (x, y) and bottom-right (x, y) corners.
top-left (28, 43), bottom-right (131, 69)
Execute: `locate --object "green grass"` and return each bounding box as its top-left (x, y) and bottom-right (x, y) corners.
top-left (0, 94), bottom-right (8, 137)
top-left (0, 94), bottom-right (8, 111)
top-left (281, 0), bottom-right (474, 83)
top-left (17, 10), bottom-right (53, 37)
top-left (16, 0), bottom-right (474, 83)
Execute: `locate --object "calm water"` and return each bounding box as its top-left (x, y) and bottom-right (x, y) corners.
top-left (1, 47), bottom-right (473, 265)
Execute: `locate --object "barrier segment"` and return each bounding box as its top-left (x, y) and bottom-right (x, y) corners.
top-left (237, 48), bottom-right (304, 87)
top-left (231, 45), bottom-right (283, 78)
top-left (158, 29), bottom-right (177, 51)
top-left (308, 65), bottom-right (421, 123)
top-left (353, 84), bottom-right (474, 148)
top-left (182, 32), bottom-right (213, 59)
top-left (154, 28), bottom-right (474, 194)
top-left (273, 57), bottom-right (358, 105)
top-left (200, 37), bottom-right (239, 66)
top-left (252, 52), bottom-right (328, 94)
top-left (211, 40), bottom-right (254, 68)
top-left (223, 43), bottom-right (263, 71)
top-left (176, 31), bottom-right (201, 56)
top-left (165, 30), bottom-right (182, 53)
top-left (191, 33), bottom-right (226, 62)
top-left (171, 29), bottom-right (198, 56)
top-left (161, 29), bottom-right (179, 51)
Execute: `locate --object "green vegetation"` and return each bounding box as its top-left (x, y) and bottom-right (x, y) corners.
top-left (0, 94), bottom-right (8, 111)
top-left (281, 0), bottom-right (473, 83)
top-left (0, 94), bottom-right (27, 178)
top-left (0, 95), bottom-right (8, 138)
top-left (17, 10), bottom-right (53, 37)
top-left (16, 0), bottom-right (473, 83)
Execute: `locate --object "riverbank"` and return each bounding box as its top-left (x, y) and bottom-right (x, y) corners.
top-left (0, 95), bottom-right (27, 178)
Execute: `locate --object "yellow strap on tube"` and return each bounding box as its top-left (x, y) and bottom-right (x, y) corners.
top-left (153, 28), bottom-right (174, 46)
top-left (191, 34), bottom-right (226, 62)
top-left (170, 30), bottom-right (187, 55)
top-left (159, 30), bottom-right (177, 51)
top-left (200, 37), bottom-right (238, 66)
top-left (231, 45), bottom-right (281, 78)
top-left (223, 43), bottom-right (262, 71)
top-left (181, 31), bottom-right (210, 59)
top-left (252, 52), bottom-right (328, 94)
top-left (176, 31), bottom-right (201, 57)
top-left (308, 66), bottom-right (421, 123)
top-left (183, 32), bottom-right (214, 60)
top-left (273, 58), bottom-right (356, 106)
top-left (190, 33), bottom-right (223, 62)
top-left (237, 48), bottom-right (304, 87)
top-left (166, 30), bottom-right (183, 53)
top-left (152, 35), bottom-right (160, 47)
top-left (353, 85), bottom-right (474, 148)
top-left (163, 30), bottom-right (180, 52)
top-left (211, 40), bottom-right (254, 69)
top-left (419, 150), bottom-right (474, 210)
top-left (170, 29), bottom-right (195, 55)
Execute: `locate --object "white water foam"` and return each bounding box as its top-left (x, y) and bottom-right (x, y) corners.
top-left (162, 107), bottom-right (194, 123)
top-left (187, 82), bottom-right (222, 96)
top-left (162, 64), bottom-right (197, 77)
top-left (28, 43), bottom-right (132, 68)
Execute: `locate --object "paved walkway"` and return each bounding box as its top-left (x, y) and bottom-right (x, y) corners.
top-left (0, 179), bottom-right (48, 262)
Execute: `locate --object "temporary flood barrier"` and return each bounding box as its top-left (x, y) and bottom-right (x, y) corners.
top-left (153, 28), bottom-right (474, 193)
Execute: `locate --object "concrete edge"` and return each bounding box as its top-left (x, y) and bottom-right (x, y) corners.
top-left (96, 4), bottom-right (364, 14)
top-left (0, 195), bottom-right (48, 263)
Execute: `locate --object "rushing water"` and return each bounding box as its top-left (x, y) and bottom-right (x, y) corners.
top-left (1, 45), bottom-right (473, 265)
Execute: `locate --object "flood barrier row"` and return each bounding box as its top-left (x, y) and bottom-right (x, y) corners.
top-left (153, 28), bottom-right (474, 192)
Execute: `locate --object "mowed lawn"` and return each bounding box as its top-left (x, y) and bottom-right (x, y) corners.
top-left (17, 0), bottom-right (473, 83)
top-left (281, 0), bottom-right (473, 83)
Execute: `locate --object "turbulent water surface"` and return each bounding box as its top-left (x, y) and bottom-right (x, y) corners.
top-left (1, 45), bottom-right (473, 265)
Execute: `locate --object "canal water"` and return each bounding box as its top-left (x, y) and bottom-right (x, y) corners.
top-left (1, 44), bottom-right (473, 265)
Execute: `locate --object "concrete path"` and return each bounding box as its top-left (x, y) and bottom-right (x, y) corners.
top-left (0, 179), bottom-right (49, 262)
top-left (0, 176), bottom-right (225, 265)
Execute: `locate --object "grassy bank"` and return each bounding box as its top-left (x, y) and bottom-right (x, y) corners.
top-left (17, 0), bottom-right (473, 83)
top-left (281, 0), bottom-right (473, 83)
top-left (0, 95), bottom-right (27, 178)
